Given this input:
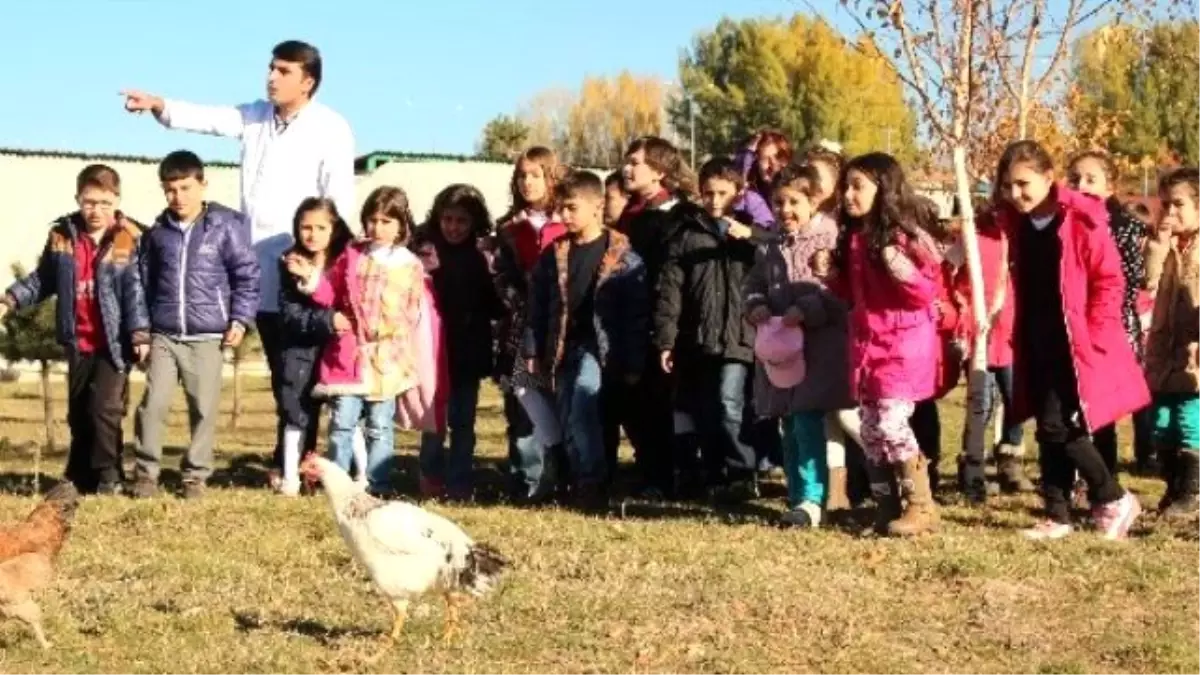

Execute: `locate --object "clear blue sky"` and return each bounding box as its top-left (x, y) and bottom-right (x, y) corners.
top-left (1, 0), bottom-right (854, 162)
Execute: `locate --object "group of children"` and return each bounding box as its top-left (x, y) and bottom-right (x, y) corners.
top-left (3, 132), bottom-right (1197, 542)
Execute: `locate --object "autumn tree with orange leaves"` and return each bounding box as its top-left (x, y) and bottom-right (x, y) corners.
top-left (491, 73), bottom-right (670, 168)
top-left (566, 72), bottom-right (669, 168)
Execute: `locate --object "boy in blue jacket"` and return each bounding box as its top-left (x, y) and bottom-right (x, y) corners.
top-left (132, 150), bottom-right (260, 499)
top-left (1, 164), bottom-right (150, 494)
top-left (524, 170), bottom-right (649, 511)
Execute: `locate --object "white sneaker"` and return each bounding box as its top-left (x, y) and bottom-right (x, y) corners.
top-left (279, 479), bottom-right (300, 497)
top-left (1022, 520), bottom-right (1073, 541)
top-left (1094, 492), bottom-right (1142, 541)
top-left (780, 501), bottom-right (822, 528)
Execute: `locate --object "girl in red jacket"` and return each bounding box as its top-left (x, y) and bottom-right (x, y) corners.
top-left (995, 140), bottom-right (1148, 541)
top-left (493, 147), bottom-right (569, 503)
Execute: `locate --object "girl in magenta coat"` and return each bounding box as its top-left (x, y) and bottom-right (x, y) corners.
top-left (995, 140), bottom-right (1147, 541)
top-left (835, 152), bottom-right (943, 537)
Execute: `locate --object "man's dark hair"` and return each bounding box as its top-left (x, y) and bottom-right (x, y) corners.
top-left (555, 170), bottom-right (605, 201)
top-left (158, 150), bottom-right (205, 183)
top-left (272, 40), bottom-right (323, 95)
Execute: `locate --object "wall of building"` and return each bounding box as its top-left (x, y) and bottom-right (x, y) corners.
top-left (0, 150), bottom-right (569, 289)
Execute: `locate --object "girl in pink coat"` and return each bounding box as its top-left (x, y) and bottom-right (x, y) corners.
top-left (836, 152), bottom-right (943, 537)
top-left (995, 140), bottom-right (1147, 541)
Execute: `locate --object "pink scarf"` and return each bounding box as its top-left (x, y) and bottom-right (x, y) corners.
top-left (394, 276), bottom-right (448, 434)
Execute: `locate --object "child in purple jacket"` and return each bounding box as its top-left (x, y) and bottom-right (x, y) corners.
top-left (132, 150), bottom-right (260, 499)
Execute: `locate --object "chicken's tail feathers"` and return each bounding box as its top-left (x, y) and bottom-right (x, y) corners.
top-left (458, 542), bottom-right (510, 598)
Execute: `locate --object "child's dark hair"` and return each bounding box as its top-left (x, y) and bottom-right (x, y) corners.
top-left (1159, 167), bottom-right (1200, 201)
top-left (159, 150), bottom-right (205, 183)
top-left (426, 183), bottom-right (493, 241)
top-left (993, 140), bottom-right (1054, 205)
top-left (76, 164), bottom-right (121, 196)
top-left (362, 186), bottom-right (417, 246)
top-left (291, 197), bottom-right (353, 266)
top-left (604, 170), bottom-right (627, 193)
top-left (506, 146), bottom-right (564, 219)
top-left (837, 152), bottom-right (926, 262)
top-left (698, 157), bottom-right (745, 191)
top-left (625, 136), bottom-right (698, 199)
top-left (554, 170), bottom-right (605, 202)
top-left (771, 163), bottom-right (821, 199)
top-left (1067, 149), bottom-right (1119, 187)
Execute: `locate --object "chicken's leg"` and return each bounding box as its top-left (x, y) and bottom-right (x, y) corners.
top-left (389, 599), bottom-right (409, 640)
top-left (3, 599), bottom-right (49, 649)
top-left (443, 592), bottom-right (466, 643)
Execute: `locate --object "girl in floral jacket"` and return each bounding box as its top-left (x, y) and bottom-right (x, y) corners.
top-left (298, 186), bottom-right (426, 495)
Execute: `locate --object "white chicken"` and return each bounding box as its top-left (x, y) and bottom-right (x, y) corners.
top-left (300, 455), bottom-right (508, 643)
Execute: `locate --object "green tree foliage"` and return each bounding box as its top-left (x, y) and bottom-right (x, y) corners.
top-left (1071, 21), bottom-right (1200, 166)
top-left (669, 14), bottom-right (919, 162)
top-left (0, 262), bottom-right (64, 460)
top-left (477, 115), bottom-right (532, 162)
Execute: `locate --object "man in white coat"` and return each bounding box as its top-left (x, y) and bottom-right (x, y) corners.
top-left (122, 40), bottom-right (358, 495)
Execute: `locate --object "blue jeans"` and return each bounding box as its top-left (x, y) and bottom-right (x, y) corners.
top-left (419, 380), bottom-right (481, 494)
top-left (504, 390), bottom-right (554, 498)
top-left (693, 360), bottom-right (757, 481)
top-left (329, 396), bottom-right (396, 491)
top-left (555, 347), bottom-right (606, 487)
top-left (986, 365), bottom-right (1024, 446)
top-left (782, 411), bottom-right (828, 508)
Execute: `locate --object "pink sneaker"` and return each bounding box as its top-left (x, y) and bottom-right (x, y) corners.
top-left (1093, 493), bottom-right (1142, 541)
top-left (1022, 520), bottom-right (1073, 541)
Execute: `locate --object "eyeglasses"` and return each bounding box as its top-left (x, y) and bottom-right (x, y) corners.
top-left (79, 198), bottom-right (116, 212)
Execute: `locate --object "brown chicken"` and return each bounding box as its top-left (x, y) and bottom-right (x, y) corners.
top-left (0, 482), bottom-right (80, 648)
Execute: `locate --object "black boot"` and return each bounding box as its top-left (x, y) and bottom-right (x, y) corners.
top-left (996, 449), bottom-right (1036, 494)
top-left (1157, 445), bottom-right (1180, 512)
top-left (957, 454), bottom-right (990, 504)
top-left (1162, 450), bottom-right (1199, 519)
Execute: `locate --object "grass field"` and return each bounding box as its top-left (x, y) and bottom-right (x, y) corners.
top-left (0, 376), bottom-right (1196, 673)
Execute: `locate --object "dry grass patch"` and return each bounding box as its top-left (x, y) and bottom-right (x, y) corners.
top-left (0, 379), bottom-right (1195, 673)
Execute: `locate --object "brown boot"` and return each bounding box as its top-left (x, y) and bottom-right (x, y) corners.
top-left (863, 461), bottom-right (900, 536)
top-left (888, 455), bottom-right (940, 537)
top-left (826, 466), bottom-right (852, 512)
top-left (996, 446), bottom-right (1036, 494)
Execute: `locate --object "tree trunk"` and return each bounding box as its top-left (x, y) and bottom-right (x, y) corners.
top-left (38, 359), bottom-right (53, 495)
top-left (953, 146), bottom-right (992, 468)
top-left (231, 358), bottom-right (242, 430)
top-left (1015, 0), bottom-right (1043, 140)
top-left (950, 0), bottom-right (990, 470)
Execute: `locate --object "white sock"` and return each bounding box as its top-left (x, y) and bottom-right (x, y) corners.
top-left (825, 413), bottom-right (846, 469)
top-left (282, 427), bottom-right (302, 486)
top-left (352, 425), bottom-right (368, 482)
top-left (837, 408), bottom-right (864, 449)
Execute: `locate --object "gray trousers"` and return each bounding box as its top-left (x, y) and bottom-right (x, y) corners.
top-left (134, 335), bottom-right (224, 483)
